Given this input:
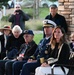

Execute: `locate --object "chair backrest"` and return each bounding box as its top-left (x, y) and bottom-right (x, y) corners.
top-left (0, 42), bottom-right (1, 53)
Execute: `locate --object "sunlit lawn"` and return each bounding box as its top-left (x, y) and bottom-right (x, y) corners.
top-left (34, 33), bottom-right (43, 44)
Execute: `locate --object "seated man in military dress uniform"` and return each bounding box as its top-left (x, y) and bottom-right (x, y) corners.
top-left (19, 20), bottom-right (56, 75)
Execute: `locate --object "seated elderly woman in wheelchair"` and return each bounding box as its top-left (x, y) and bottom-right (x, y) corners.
top-left (35, 26), bottom-right (70, 75)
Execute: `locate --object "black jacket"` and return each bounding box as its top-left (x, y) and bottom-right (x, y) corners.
top-left (45, 13), bottom-right (68, 33)
top-left (6, 34), bottom-right (24, 53)
top-left (9, 10), bottom-right (29, 30)
top-left (0, 34), bottom-right (6, 59)
top-left (47, 43), bottom-right (70, 65)
top-left (16, 41), bottom-right (37, 60)
top-left (0, 34), bottom-right (11, 59)
top-left (30, 37), bottom-right (50, 61)
top-left (0, 34), bottom-right (5, 52)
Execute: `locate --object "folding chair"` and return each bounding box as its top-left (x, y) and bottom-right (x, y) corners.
top-left (48, 64), bottom-right (74, 75)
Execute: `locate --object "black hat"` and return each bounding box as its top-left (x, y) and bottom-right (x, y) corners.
top-left (43, 19), bottom-right (56, 28)
top-left (23, 30), bottom-right (34, 35)
top-left (50, 4), bottom-right (57, 8)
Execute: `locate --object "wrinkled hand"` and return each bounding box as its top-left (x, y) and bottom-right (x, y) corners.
top-left (41, 62), bottom-right (49, 67)
top-left (17, 56), bottom-right (23, 61)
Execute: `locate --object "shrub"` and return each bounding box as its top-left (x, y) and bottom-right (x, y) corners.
top-left (25, 19), bottom-right (43, 30)
top-left (36, 25), bottom-right (43, 30)
top-left (25, 25), bottom-right (29, 30)
top-left (0, 19), bottom-right (43, 31)
top-left (1, 14), bottom-right (10, 21)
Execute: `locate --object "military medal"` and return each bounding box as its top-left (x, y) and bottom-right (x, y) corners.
top-left (45, 50), bottom-right (48, 54)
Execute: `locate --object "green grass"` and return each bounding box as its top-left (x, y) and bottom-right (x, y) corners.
top-left (34, 33), bottom-right (43, 44)
top-left (39, 7), bottom-right (49, 18)
top-left (22, 7), bottom-right (49, 19)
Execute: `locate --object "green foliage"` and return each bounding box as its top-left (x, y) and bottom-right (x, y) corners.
top-left (39, 7), bottom-right (49, 18)
top-left (0, 0), bottom-right (9, 2)
top-left (49, 0), bottom-right (58, 2)
top-left (26, 12), bottom-right (33, 19)
top-left (0, 0), bottom-right (9, 8)
top-left (25, 25), bottom-right (29, 30)
top-left (25, 19), bottom-right (43, 30)
top-left (1, 14), bottom-right (10, 21)
top-left (22, 7), bottom-right (49, 19)
top-left (22, 7), bottom-right (33, 19)
top-left (36, 25), bottom-right (43, 30)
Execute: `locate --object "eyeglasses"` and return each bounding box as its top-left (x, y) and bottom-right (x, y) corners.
top-left (16, 7), bottom-right (20, 8)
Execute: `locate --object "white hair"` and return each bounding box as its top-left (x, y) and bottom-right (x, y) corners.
top-left (12, 25), bottom-right (22, 34)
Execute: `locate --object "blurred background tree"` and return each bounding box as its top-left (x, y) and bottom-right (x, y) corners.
top-left (0, 0), bottom-right (9, 8)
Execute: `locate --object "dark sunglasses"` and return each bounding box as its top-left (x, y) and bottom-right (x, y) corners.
top-left (16, 7), bottom-right (20, 8)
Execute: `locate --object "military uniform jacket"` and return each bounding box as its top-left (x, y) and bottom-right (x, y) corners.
top-left (30, 37), bottom-right (50, 61)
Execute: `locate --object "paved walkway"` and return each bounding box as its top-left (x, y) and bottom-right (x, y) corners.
top-left (33, 31), bottom-right (43, 34)
top-left (6, 8), bottom-right (14, 15)
top-left (0, 31), bottom-right (43, 35)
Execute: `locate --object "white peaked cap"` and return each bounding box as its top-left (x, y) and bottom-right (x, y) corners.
top-left (43, 19), bottom-right (56, 27)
